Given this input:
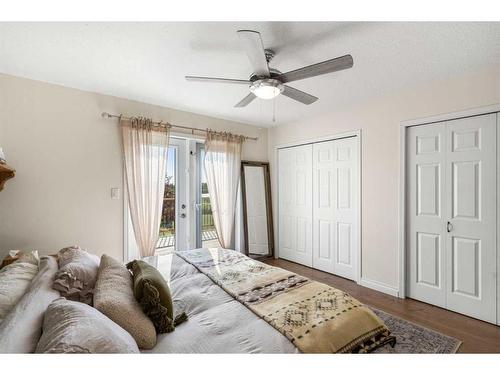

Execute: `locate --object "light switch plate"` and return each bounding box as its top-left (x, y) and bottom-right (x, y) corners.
top-left (111, 188), bottom-right (120, 200)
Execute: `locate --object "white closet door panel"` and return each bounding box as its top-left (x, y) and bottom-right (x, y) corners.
top-left (332, 137), bottom-right (359, 280)
top-left (444, 114), bottom-right (497, 323)
top-left (278, 144), bottom-right (313, 266)
top-left (312, 141), bottom-right (336, 272)
top-left (279, 147), bottom-right (296, 260)
top-left (312, 137), bottom-right (359, 280)
top-left (407, 123), bottom-right (447, 307)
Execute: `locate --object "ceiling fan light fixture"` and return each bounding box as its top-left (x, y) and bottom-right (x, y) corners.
top-left (250, 79), bottom-right (284, 99)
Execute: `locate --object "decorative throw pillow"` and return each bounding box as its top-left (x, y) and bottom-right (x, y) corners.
top-left (36, 298), bottom-right (139, 353)
top-left (0, 256), bottom-right (60, 353)
top-left (0, 251), bottom-right (40, 324)
top-left (52, 246), bottom-right (100, 305)
top-left (94, 255), bottom-right (156, 349)
top-left (127, 259), bottom-right (187, 333)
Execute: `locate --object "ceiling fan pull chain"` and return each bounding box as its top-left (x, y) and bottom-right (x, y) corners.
top-left (260, 98), bottom-right (263, 123)
top-left (272, 98), bottom-right (276, 123)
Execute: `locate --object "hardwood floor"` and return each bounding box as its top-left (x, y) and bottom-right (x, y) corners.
top-left (263, 258), bottom-right (500, 353)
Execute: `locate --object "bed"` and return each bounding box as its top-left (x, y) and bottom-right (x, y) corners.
top-left (143, 248), bottom-right (395, 353)
top-left (0, 247), bottom-right (395, 353)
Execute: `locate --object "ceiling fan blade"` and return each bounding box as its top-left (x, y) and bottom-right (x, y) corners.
top-left (234, 93), bottom-right (257, 108)
top-left (185, 76), bottom-right (251, 85)
top-left (282, 85), bottom-right (318, 105)
top-left (237, 30), bottom-right (270, 77)
top-left (278, 54), bottom-right (353, 83)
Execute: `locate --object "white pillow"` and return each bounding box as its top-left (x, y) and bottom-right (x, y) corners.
top-left (0, 256), bottom-right (60, 353)
top-left (36, 298), bottom-right (140, 353)
top-left (0, 251), bottom-right (40, 324)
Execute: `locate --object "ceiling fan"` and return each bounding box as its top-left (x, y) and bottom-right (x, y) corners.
top-left (185, 30), bottom-right (353, 108)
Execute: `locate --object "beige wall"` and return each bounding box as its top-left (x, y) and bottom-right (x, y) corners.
top-left (268, 63), bottom-right (500, 291)
top-left (0, 73), bottom-right (267, 260)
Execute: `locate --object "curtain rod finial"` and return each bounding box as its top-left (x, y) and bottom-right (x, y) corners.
top-left (101, 112), bottom-right (110, 118)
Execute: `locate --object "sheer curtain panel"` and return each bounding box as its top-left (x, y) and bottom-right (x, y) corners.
top-left (121, 117), bottom-right (170, 258)
top-left (204, 131), bottom-right (244, 249)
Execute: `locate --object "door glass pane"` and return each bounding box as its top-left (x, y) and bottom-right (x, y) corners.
top-left (157, 147), bottom-right (176, 253)
top-left (199, 146), bottom-right (221, 248)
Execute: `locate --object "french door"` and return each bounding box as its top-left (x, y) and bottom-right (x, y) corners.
top-left (407, 113), bottom-right (497, 323)
top-left (156, 137), bottom-right (188, 252)
top-left (195, 143), bottom-right (221, 248)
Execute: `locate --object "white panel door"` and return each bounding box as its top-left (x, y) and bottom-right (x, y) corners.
top-left (444, 114), bottom-right (496, 323)
top-left (312, 140), bottom-right (336, 273)
top-left (312, 137), bottom-right (359, 280)
top-left (278, 144), bottom-right (313, 266)
top-left (408, 113), bottom-right (497, 324)
top-left (332, 137), bottom-right (359, 280)
top-left (407, 123), bottom-right (447, 307)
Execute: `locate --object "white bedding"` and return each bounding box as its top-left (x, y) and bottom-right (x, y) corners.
top-left (0, 256), bottom-right (60, 353)
top-left (142, 253), bottom-right (298, 354)
top-left (0, 253), bottom-right (39, 324)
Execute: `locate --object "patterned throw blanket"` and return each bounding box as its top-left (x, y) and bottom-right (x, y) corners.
top-left (177, 248), bottom-right (395, 353)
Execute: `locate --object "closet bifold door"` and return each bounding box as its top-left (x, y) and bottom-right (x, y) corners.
top-left (312, 141), bottom-right (336, 273)
top-left (444, 114), bottom-right (496, 323)
top-left (407, 123), bottom-right (447, 308)
top-left (312, 137), bottom-right (359, 280)
top-left (278, 144), bottom-right (313, 267)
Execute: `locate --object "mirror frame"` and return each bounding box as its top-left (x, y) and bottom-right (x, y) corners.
top-left (240, 161), bottom-right (274, 259)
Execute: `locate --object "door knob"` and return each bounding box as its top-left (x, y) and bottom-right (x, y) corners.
top-left (447, 221), bottom-right (453, 233)
top-left (180, 213), bottom-right (186, 219)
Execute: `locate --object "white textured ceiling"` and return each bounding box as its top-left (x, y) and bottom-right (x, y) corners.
top-left (1, 22), bottom-right (500, 127)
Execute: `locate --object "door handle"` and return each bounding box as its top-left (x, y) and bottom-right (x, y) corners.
top-left (447, 221), bottom-right (453, 233)
top-left (179, 213), bottom-right (186, 219)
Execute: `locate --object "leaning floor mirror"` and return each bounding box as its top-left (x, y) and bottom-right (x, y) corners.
top-left (241, 161), bottom-right (274, 259)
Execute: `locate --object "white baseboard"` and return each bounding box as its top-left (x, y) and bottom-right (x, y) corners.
top-left (359, 278), bottom-right (400, 297)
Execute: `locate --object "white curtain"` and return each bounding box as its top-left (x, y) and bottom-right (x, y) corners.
top-left (204, 131), bottom-right (244, 249)
top-left (121, 117), bottom-right (170, 258)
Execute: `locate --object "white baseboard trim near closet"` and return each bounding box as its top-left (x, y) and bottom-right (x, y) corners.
top-left (359, 278), bottom-right (400, 297)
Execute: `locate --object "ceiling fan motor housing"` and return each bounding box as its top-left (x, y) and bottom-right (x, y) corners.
top-left (249, 68), bottom-right (282, 82)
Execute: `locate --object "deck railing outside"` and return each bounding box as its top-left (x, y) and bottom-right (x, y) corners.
top-left (157, 193), bottom-right (218, 249)
top-left (200, 193), bottom-right (215, 234)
